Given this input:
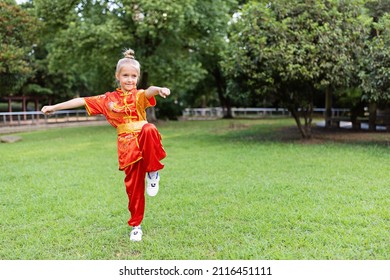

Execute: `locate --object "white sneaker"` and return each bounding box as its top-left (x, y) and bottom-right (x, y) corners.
top-left (146, 171), bottom-right (159, 197)
top-left (130, 226), bottom-right (142, 242)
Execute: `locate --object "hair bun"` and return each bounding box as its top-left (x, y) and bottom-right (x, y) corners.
top-left (123, 49), bottom-right (135, 59)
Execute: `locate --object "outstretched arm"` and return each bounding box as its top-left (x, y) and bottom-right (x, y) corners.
top-left (41, 98), bottom-right (85, 115)
top-left (145, 86), bottom-right (170, 99)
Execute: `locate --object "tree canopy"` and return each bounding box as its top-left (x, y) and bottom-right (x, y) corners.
top-left (33, 0), bottom-right (235, 104)
top-left (221, 0), bottom-right (371, 137)
top-left (0, 0), bottom-right (39, 95)
top-left (2, 0), bottom-right (390, 136)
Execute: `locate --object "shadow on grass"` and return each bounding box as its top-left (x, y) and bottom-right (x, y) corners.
top-left (220, 119), bottom-right (390, 147)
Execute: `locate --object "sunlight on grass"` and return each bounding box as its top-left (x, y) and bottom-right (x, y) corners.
top-left (1, 119), bottom-right (389, 260)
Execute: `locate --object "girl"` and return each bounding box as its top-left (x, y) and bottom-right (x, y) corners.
top-left (41, 49), bottom-right (170, 242)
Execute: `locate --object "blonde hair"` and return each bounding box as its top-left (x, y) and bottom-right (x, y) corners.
top-left (116, 48), bottom-right (141, 75)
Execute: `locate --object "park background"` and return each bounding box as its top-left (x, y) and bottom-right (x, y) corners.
top-left (1, 0), bottom-right (389, 260)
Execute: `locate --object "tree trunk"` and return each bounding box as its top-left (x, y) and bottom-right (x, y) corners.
top-left (139, 71), bottom-right (157, 122)
top-left (290, 107), bottom-right (311, 139)
top-left (214, 67), bottom-right (232, 119)
top-left (221, 96), bottom-right (233, 119)
top-left (325, 88), bottom-right (332, 128)
top-left (146, 107), bottom-right (157, 123)
top-left (303, 103), bottom-right (313, 138)
top-left (368, 102), bottom-right (377, 131)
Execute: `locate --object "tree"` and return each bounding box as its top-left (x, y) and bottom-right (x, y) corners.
top-left (34, 0), bottom-right (125, 99)
top-left (359, 14), bottom-right (390, 120)
top-left (0, 0), bottom-right (39, 96)
top-left (222, 0), bottom-right (369, 138)
top-left (359, 1), bottom-right (390, 130)
top-left (31, 0), bottom-right (237, 119)
top-left (179, 0), bottom-right (237, 118)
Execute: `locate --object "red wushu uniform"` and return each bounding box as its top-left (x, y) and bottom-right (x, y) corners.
top-left (84, 88), bottom-right (166, 226)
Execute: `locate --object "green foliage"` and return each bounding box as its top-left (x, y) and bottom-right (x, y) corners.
top-left (222, 0), bottom-right (370, 137)
top-left (1, 120), bottom-right (389, 259)
top-left (182, 0), bottom-right (237, 111)
top-left (364, 0), bottom-right (390, 20)
top-left (337, 87), bottom-right (364, 108)
top-left (360, 14), bottom-right (390, 102)
top-left (155, 97), bottom-right (183, 120)
top-left (33, 1), bottom-right (233, 99)
top-left (22, 0), bottom-right (237, 117)
top-left (5, 0), bottom-right (390, 125)
top-left (0, 1), bottom-right (39, 95)
top-left (224, 0), bottom-right (370, 92)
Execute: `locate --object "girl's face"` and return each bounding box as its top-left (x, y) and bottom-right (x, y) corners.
top-left (116, 64), bottom-right (139, 91)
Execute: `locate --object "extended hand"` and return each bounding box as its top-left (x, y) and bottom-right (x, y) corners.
top-left (41, 105), bottom-right (55, 115)
top-left (158, 87), bottom-right (170, 98)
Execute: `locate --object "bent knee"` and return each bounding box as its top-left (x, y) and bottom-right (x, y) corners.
top-left (141, 123), bottom-right (158, 134)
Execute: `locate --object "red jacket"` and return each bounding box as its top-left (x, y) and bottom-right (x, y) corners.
top-left (84, 88), bottom-right (156, 170)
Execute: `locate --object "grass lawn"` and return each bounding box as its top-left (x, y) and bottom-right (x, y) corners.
top-left (0, 118), bottom-right (389, 260)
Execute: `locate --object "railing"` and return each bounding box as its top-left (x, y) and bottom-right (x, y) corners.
top-left (182, 107), bottom-right (350, 119)
top-left (311, 108), bottom-right (350, 117)
top-left (0, 110), bottom-right (105, 127)
top-left (0, 107), bottom-right (351, 126)
top-left (182, 107), bottom-right (290, 119)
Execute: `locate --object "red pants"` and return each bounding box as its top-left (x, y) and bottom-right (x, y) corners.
top-left (123, 123), bottom-right (166, 226)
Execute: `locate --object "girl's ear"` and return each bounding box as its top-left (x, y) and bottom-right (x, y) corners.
top-left (114, 73), bottom-right (120, 87)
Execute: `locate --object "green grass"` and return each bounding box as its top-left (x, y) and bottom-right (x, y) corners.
top-left (1, 119), bottom-right (389, 260)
